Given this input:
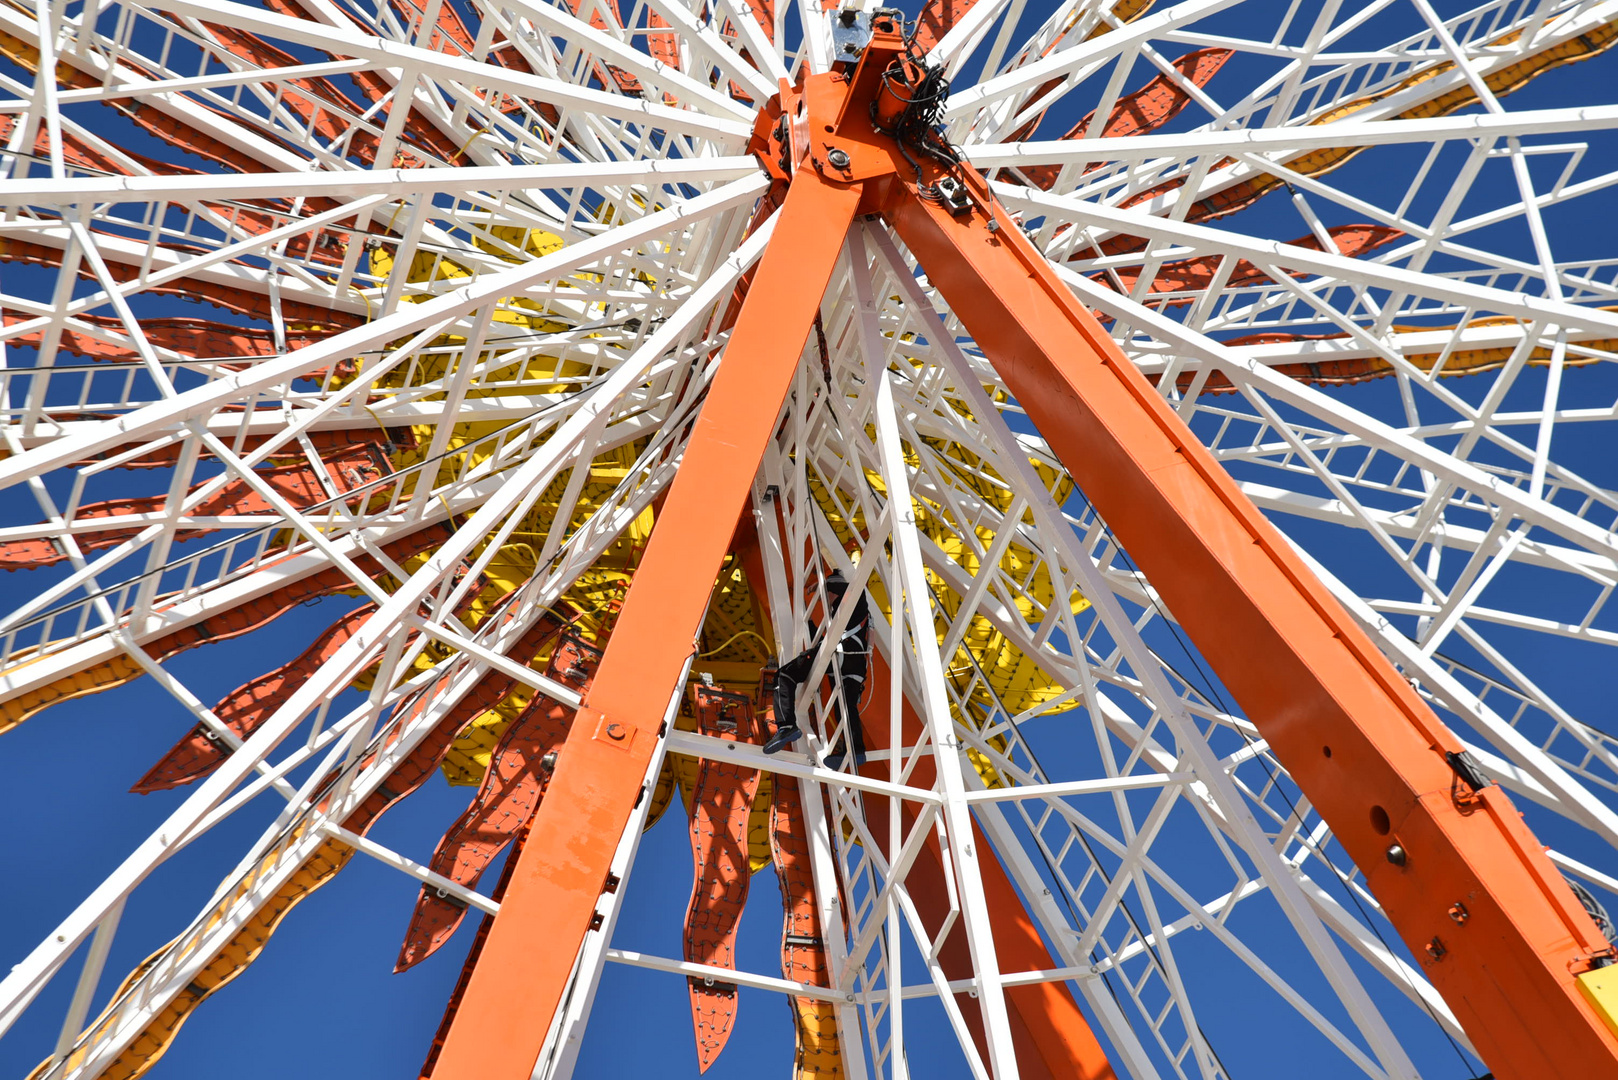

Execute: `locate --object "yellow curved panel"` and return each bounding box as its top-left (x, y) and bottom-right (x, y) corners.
top-left (1216, 17), bottom-right (1618, 212)
top-left (36, 836), bottom-right (353, 1080)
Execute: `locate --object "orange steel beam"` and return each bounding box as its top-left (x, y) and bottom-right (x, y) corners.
top-left (427, 168), bottom-right (864, 1080)
top-left (427, 21), bottom-right (1618, 1079)
top-left (880, 163), bottom-right (1618, 1080)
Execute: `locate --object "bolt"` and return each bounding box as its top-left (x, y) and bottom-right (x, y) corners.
top-left (1385, 843), bottom-right (1408, 867)
top-left (1448, 902), bottom-right (1469, 925)
top-left (606, 721), bottom-right (627, 741)
top-left (826, 147), bottom-right (851, 171)
top-left (986, 219), bottom-right (1001, 233)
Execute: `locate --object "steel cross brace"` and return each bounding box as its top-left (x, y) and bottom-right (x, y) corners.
top-left (430, 21), bottom-right (1618, 1080)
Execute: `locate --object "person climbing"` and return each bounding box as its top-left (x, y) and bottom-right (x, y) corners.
top-left (762, 568), bottom-right (870, 769)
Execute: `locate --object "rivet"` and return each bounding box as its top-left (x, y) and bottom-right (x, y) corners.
top-left (1385, 843), bottom-right (1408, 867)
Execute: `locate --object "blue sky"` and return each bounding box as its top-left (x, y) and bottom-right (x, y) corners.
top-left (2, 2), bottom-right (1618, 1078)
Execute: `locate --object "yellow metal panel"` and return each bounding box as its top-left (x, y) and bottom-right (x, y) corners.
top-left (1579, 968), bottom-right (1618, 1039)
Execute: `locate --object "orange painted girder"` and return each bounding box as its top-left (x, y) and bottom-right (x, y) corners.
top-left (427, 169), bottom-right (865, 1080)
top-left (1008, 47), bottom-right (1232, 167)
top-left (883, 168), bottom-right (1618, 1080)
top-left (856, 654), bottom-right (1117, 1080)
top-left (417, 818), bottom-right (534, 1080)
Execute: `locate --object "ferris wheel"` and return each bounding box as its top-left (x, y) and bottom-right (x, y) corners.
top-left (2, 0), bottom-right (1618, 1077)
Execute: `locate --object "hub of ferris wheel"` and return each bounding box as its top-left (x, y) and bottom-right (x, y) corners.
top-left (759, 7), bottom-right (980, 217)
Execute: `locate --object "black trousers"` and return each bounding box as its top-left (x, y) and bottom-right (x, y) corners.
top-left (773, 650), bottom-right (867, 759)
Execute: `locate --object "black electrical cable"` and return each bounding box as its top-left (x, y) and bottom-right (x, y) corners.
top-left (870, 37), bottom-right (962, 203)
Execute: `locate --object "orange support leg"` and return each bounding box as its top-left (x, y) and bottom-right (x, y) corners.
top-left (427, 169), bottom-right (864, 1080)
top-left (859, 654), bottom-right (1117, 1080)
top-left (882, 170), bottom-right (1618, 1080)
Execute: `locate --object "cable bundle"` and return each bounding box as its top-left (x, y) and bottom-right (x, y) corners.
top-left (868, 38), bottom-right (961, 200)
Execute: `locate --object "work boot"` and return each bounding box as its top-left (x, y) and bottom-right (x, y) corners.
top-left (822, 749), bottom-right (866, 772)
top-left (763, 725), bottom-right (802, 755)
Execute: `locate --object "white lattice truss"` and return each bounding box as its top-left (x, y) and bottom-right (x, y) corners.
top-left (1, 0), bottom-right (1617, 1078)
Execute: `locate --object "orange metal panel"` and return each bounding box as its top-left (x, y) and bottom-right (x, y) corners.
top-left (768, 774), bottom-right (842, 1079)
top-left (3, 523), bottom-right (455, 735)
top-left (883, 171), bottom-right (1618, 1080)
top-left (427, 170), bottom-right (864, 1080)
top-left (0, 439), bottom-right (390, 569)
top-left (132, 602), bottom-right (379, 793)
top-left (397, 632), bottom-right (599, 971)
top-left (1007, 48), bottom-right (1232, 174)
top-left (683, 683), bottom-right (764, 1070)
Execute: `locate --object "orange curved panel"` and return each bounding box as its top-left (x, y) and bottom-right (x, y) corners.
top-left (684, 682), bottom-right (764, 1072)
top-left (46, 598), bottom-right (560, 1080)
top-left (131, 602), bottom-right (379, 793)
top-left (1131, 21), bottom-right (1618, 235)
top-left (642, 7), bottom-right (679, 74)
top-left (192, 21), bottom-right (371, 158)
top-left (0, 235), bottom-right (365, 332)
top-left (911, 0), bottom-right (982, 54)
top-left (1092, 223), bottom-right (1402, 300)
top-left (397, 630), bottom-right (599, 971)
top-left (391, 0), bottom-right (477, 55)
top-left (0, 522), bottom-right (454, 734)
top-left (247, 0), bottom-right (467, 165)
top-left (34, 834), bottom-right (358, 1080)
top-left (2, 312), bottom-right (342, 370)
top-left (0, 440), bottom-right (391, 570)
top-left (1011, 48), bottom-right (1231, 184)
top-left (1155, 312), bottom-right (1618, 395)
top-left (0, 92), bottom-right (358, 266)
top-left (769, 773), bottom-right (842, 1079)
top-left (56, 426), bottom-right (412, 474)
top-left (1055, 23), bottom-right (1617, 269)
top-left (557, 0), bottom-right (648, 96)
